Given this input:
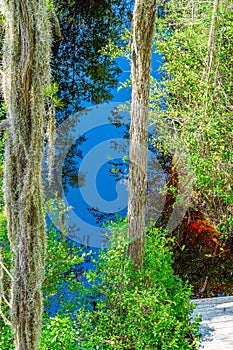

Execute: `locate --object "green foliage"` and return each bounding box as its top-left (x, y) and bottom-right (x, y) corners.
top-left (0, 103), bottom-right (7, 120)
top-left (0, 183), bottom-right (83, 349)
top-left (0, 138), bottom-right (13, 349)
top-left (41, 198), bottom-right (84, 349)
top-left (76, 226), bottom-right (201, 349)
top-left (43, 197), bottom-right (85, 314)
top-left (44, 82), bottom-right (64, 109)
top-left (40, 314), bottom-right (78, 350)
top-left (0, 317), bottom-right (14, 349)
top-left (152, 0), bottom-right (233, 238)
top-left (0, 138), bottom-right (4, 209)
top-left (100, 28), bottom-right (131, 61)
top-left (46, 0), bottom-right (55, 13)
top-left (0, 138), bottom-right (200, 350)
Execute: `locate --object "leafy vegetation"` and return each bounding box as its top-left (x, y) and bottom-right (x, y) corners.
top-left (0, 179), bottom-right (84, 349)
top-left (152, 0), bottom-right (232, 237)
top-left (151, 0), bottom-right (233, 296)
top-left (1, 137), bottom-right (200, 347)
top-left (76, 224), bottom-right (200, 349)
top-left (1, 0), bottom-right (233, 347)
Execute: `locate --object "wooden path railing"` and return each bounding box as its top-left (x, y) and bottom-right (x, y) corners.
top-left (191, 295), bottom-right (233, 349)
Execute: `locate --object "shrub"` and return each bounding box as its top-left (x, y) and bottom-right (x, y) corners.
top-left (76, 225), bottom-right (201, 349)
top-left (0, 140), bottom-right (200, 349)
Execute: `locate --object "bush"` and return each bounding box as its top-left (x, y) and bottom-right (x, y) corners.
top-left (40, 314), bottom-right (78, 350)
top-left (0, 141), bottom-right (200, 349)
top-left (76, 226), bottom-right (201, 349)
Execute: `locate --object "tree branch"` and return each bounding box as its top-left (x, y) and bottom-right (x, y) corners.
top-left (0, 259), bottom-right (13, 280)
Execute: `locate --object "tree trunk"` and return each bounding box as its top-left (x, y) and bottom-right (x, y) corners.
top-left (0, 0), bottom-right (51, 349)
top-left (127, 0), bottom-right (157, 270)
top-left (202, 0), bottom-right (220, 82)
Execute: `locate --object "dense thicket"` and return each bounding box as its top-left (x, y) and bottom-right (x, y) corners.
top-left (153, 0), bottom-right (232, 240)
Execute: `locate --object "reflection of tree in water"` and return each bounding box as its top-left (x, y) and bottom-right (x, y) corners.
top-left (51, 1), bottom-right (172, 230)
top-left (87, 156), bottom-right (128, 226)
top-left (53, 0), bottom-right (133, 122)
top-left (62, 135), bottom-right (86, 193)
top-left (87, 209), bottom-right (118, 226)
top-left (60, 106), bottom-right (129, 195)
top-left (86, 130), bottom-right (171, 228)
top-left (52, 0), bottom-right (133, 204)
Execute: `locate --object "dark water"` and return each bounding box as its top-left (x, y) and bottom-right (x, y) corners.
top-left (45, 0), bottom-right (167, 317)
top-left (46, 0), bottom-right (165, 250)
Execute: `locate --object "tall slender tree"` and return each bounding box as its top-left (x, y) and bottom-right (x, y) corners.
top-left (127, 0), bottom-right (157, 269)
top-left (0, 0), bottom-right (52, 349)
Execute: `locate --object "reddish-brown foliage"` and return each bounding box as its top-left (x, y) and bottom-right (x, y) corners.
top-left (162, 162), bottom-right (233, 297)
top-left (180, 217), bottom-right (224, 256)
top-left (163, 162), bottom-right (227, 256)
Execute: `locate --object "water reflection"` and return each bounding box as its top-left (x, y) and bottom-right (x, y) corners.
top-left (47, 0), bottom-right (168, 247)
top-left (53, 0), bottom-right (133, 121)
top-left (45, 103), bottom-right (167, 248)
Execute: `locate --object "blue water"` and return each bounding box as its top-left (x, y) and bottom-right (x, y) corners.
top-left (44, 2), bottom-right (165, 316)
top-left (47, 51), bottom-right (164, 248)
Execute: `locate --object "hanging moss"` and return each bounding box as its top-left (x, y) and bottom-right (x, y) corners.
top-left (0, 0), bottom-right (52, 349)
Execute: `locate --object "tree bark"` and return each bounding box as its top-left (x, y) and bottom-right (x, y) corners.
top-left (202, 0), bottom-right (220, 82)
top-left (127, 0), bottom-right (157, 270)
top-left (0, 0), bottom-right (51, 349)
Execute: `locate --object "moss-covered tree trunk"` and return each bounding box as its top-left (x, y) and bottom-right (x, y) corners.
top-left (0, 1), bottom-right (51, 349)
top-left (127, 0), bottom-right (157, 269)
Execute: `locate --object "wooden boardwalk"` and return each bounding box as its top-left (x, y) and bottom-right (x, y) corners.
top-left (191, 296), bottom-right (233, 349)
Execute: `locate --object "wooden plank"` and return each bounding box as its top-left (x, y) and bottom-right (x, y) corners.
top-left (191, 296), bottom-right (233, 349)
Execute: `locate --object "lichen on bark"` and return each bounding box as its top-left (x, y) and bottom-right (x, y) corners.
top-left (127, 0), bottom-right (157, 270)
top-left (0, 0), bottom-right (52, 349)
